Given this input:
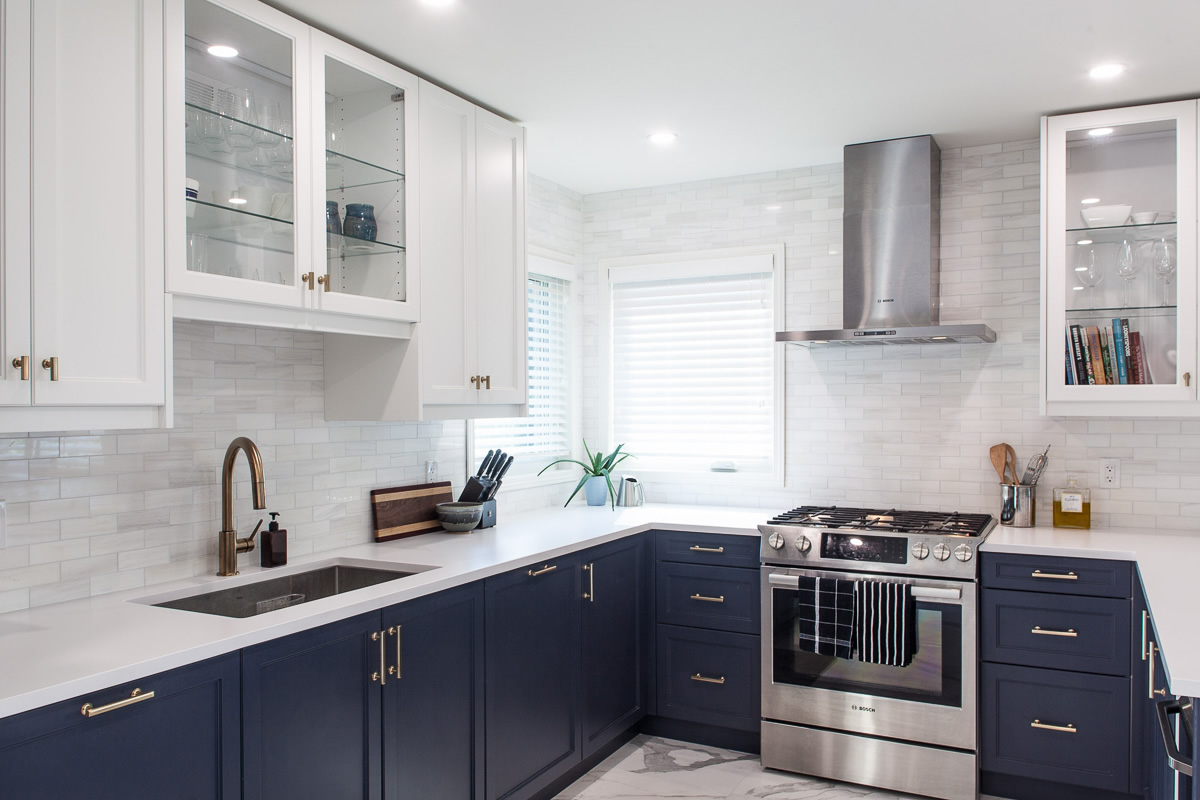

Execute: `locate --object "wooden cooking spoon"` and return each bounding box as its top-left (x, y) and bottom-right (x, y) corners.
top-left (1004, 444), bottom-right (1019, 485)
top-left (989, 444), bottom-right (1009, 484)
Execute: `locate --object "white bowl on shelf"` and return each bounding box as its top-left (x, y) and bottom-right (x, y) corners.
top-left (1130, 211), bottom-right (1158, 225)
top-left (1080, 204), bottom-right (1132, 228)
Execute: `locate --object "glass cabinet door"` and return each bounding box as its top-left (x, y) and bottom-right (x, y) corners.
top-left (1045, 101), bottom-right (1197, 409)
top-left (311, 34), bottom-right (418, 321)
top-left (177, 0), bottom-right (306, 301)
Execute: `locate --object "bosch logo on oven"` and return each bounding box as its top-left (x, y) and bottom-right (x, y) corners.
top-left (851, 704), bottom-right (876, 713)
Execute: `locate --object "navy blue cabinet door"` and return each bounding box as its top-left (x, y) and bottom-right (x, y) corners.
top-left (485, 554), bottom-right (582, 800)
top-left (0, 653), bottom-right (240, 800)
top-left (581, 534), bottom-right (649, 757)
top-left (382, 582), bottom-right (485, 800)
top-left (243, 612), bottom-right (384, 800)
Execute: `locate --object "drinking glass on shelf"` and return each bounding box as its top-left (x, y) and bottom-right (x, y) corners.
top-left (187, 233), bottom-right (209, 273)
top-left (222, 88), bottom-right (256, 152)
top-left (1153, 237), bottom-right (1177, 307)
top-left (200, 110), bottom-right (231, 155)
top-left (272, 122), bottom-right (294, 177)
top-left (1115, 238), bottom-right (1140, 307)
top-left (1074, 243), bottom-right (1106, 302)
top-left (251, 97), bottom-right (283, 148)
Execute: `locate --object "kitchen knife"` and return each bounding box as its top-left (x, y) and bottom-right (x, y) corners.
top-left (477, 450), bottom-right (495, 478)
top-left (483, 456), bottom-right (515, 501)
top-left (493, 455), bottom-right (514, 483)
top-left (488, 451), bottom-right (506, 480)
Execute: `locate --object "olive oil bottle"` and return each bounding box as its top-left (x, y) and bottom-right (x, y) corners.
top-left (1052, 475), bottom-right (1091, 529)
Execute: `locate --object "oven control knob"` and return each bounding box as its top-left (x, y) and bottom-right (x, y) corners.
top-left (767, 532), bottom-right (785, 550)
top-left (794, 535), bottom-right (812, 554)
top-left (932, 543), bottom-right (951, 561)
top-left (954, 544), bottom-right (973, 562)
top-left (911, 541), bottom-right (930, 560)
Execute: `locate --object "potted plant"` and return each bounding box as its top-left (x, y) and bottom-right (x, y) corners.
top-left (539, 441), bottom-right (634, 509)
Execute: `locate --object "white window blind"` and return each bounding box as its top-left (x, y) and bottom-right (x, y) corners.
top-left (608, 259), bottom-right (776, 475)
top-left (474, 273), bottom-right (572, 467)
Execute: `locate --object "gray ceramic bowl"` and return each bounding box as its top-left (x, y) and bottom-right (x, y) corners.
top-left (436, 502), bottom-right (484, 532)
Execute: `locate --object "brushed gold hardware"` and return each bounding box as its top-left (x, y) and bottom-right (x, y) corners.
top-left (1032, 626), bottom-right (1077, 638)
top-left (689, 545), bottom-right (724, 554)
top-left (318, 274), bottom-right (331, 292)
top-left (481, 375), bottom-right (491, 389)
top-left (1031, 719), bottom-right (1077, 734)
top-left (41, 356), bottom-right (59, 381)
top-left (690, 673), bottom-right (726, 685)
top-left (1142, 611), bottom-right (1149, 661)
top-left (372, 671), bottom-right (380, 682)
top-left (690, 594), bottom-right (726, 603)
top-left (470, 375), bottom-right (481, 389)
top-left (216, 437), bottom-right (266, 576)
top-left (301, 272), bottom-right (315, 290)
top-left (583, 563), bottom-right (594, 602)
top-left (11, 356), bottom-right (29, 380)
top-left (1032, 570), bottom-right (1077, 580)
top-left (1150, 642), bottom-right (1167, 698)
top-left (528, 564), bottom-right (557, 577)
top-left (1186, 372), bottom-right (1191, 387)
top-left (374, 630), bottom-right (386, 685)
top-left (81, 688), bottom-right (154, 717)
top-left (395, 625), bottom-right (402, 679)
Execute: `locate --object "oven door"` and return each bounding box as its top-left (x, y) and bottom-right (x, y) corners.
top-left (761, 565), bottom-right (977, 750)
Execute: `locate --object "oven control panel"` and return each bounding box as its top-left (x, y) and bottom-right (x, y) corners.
top-left (820, 532), bottom-right (909, 564)
top-left (759, 524), bottom-right (982, 578)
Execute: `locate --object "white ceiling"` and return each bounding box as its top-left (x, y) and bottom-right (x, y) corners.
top-left (270, 0), bottom-right (1200, 194)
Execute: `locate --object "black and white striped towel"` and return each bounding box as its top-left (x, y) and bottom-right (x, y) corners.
top-left (853, 579), bottom-right (917, 667)
top-left (793, 575), bottom-right (855, 659)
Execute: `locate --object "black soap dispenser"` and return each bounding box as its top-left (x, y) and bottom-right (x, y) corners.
top-left (260, 512), bottom-right (288, 568)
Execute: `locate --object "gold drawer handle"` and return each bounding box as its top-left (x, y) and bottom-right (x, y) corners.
top-left (690, 673), bottom-right (726, 685)
top-left (1032, 626), bottom-right (1078, 638)
top-left (41, 356), bottom-right (59, 381)
top-left (528, 564), bottom-right (557, 577)
top-left (689, 545), bottom-right (724, 554)
top-left (1032, 570), bottom-right (1077, 580)
top-left (81, 688), bottom-right (154, 718)
top-left (690, 593), bottom-right (725, 603)
top-left (1031, 719), bottom-right (1077, 734)
top-left (11, 356), bottom-right (30, 380)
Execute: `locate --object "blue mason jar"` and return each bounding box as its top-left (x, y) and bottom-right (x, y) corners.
top-left (343, 203), bottom-right (377, 241)
top-left (325, 201), bottom-right (342, 235)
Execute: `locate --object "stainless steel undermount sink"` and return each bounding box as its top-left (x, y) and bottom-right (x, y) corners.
top-left (143, 560), bottom-right (436, 618)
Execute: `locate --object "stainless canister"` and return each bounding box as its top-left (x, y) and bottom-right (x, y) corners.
top-left (1000, 484), bottom-right (1035, 527)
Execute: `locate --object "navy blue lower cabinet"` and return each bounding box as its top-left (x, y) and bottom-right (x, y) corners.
top-left (382, 582), bottom-right (485, 800)
top-left (485, 553), bottom-right (583, 800)
top-left (242, 612), bottom-right (384, 800)
top-left (655, 560), bottom-right (760, 634)
top-left (580, 535), bottom-right (650, 758)
top-left (0, 652), bottom-right (240, 800)
top-left (655, 624), bottom-right (760, 732)
top-left (981, 588), bottom-right (1131, 676)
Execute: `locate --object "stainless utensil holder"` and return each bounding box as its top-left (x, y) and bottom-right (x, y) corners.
top-left (1000, 484), bottom-right (1035, 527)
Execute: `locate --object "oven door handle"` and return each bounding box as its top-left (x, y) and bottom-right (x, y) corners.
top-left (911, 586), bottom-right (961, 600)
top-left (768, 573), bottom-right (800, 587)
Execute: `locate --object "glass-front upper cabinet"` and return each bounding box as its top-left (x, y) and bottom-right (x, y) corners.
top-left (308, 32), bottom-right (419, 322)
top-left (1043, 100), bottom-right (1198, 414)
top-left (167, 0), bottom-right (311, 308)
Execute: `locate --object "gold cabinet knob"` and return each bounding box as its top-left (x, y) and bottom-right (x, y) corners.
top-left (41, 356), bottom-right (59, 381)
top-left (11, 356), bottom-right (30, 380)
top-left (317, 275), bottom-right (331, 292)
top-left (301, 272), bottom-right (315, 290)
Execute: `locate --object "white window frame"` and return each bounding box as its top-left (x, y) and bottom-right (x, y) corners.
top-left (598, 244), bottom-right (785, 487)
top-left (467, 247), bottom-right (582, 489)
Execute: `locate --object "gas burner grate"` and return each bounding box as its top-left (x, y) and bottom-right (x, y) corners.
top-left (766, 505), bottom-right (994, 537)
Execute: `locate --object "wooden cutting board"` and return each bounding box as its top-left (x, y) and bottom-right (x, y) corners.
top-left (370, 481), bottom-right (453, 542)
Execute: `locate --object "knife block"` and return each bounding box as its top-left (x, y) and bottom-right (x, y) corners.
top-left (475, 499), bottom-right (497, 529)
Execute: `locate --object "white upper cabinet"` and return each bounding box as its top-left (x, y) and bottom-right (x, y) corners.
top-left (0, 0), bottom-right (167, 431)
top-left (1042, 100), bottom-right (1199, 416)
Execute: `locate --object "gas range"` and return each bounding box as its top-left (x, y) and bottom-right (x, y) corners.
top-left (758, 505), bottom-right (997, 579)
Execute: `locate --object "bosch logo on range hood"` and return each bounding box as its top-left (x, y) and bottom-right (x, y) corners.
top-left (777, 135), bottom-right (996, 346)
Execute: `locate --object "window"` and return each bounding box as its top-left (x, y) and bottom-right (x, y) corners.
top-left (601, 246), bottom-right (783, 481)
top-left (473, 253), bottom-right (576, 478)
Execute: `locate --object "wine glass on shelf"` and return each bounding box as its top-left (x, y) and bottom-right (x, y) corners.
top-left (1153, 237), bottom-right (1177, 307)
top-left (1115, 238), bottom-right (1141, 307)
top-left (1074, 243), bottom-right (1105, 303)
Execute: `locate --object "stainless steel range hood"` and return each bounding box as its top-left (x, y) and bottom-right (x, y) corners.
top-left (777, 135), bottom-right (996, 346)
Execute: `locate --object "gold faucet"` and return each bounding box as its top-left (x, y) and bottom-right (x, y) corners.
top-left (217, 436), bottom-right (267, 576)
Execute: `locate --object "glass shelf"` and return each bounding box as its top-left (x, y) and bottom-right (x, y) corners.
top-left (187, 198), bottom-right (293, 254)
top-left (326, 151), bottom-right (404, 191)
top-left (1065, 220), bottom-right (1177, 243)
top-left (186, 103), bottom-right (295, 182)
top-left (328, 230), bottom-right (405, 258)
top-left (1065, 304), bottom-right (1177, 320)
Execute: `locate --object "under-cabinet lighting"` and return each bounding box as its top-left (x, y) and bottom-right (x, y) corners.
top-left (931, 336), bottom-right (948, 340)
top-left (207, 44), bottom-right (239, 58)
top-left (1076, 239), bottom-right (1094, 245)
top-left (1072, 286), bottom-right (1085, 291)
top-left (1088, 127), bottom-right (1115, 137)
top-left (1089, 63), bottom-right (1126, 80)
top-left (1075, 267), bottom-right (1089, 272)
top-left (1081, 198), bottom-right (1101, 205)
top-left (648, 131), bottom-right (679, 146)
top-left (227, 194), bottom-right (247, 205)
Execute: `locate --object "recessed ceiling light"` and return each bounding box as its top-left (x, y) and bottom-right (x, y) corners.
top-left (1088, 127), bottom-right (1115, 137)
top-left (1089, 63), bottom-right (1126, 80)
top-left (207, 44), bottom-right (238, 58)
top-left (931, 336), bottom-right (948, 341)
top-left (1072, 286), bottom-right (1085, 291)
top-left (227, 193), bottom-right (247, 205)
top-left (1076, 239), bottom-right (1094, 245)
top-left (1081, 198), bottom-right (1101, 205)
top-left (647, 131), bottom-right (678, 146)
top-left (1075, 266), bottom-right (1089, 272)
top-left (420, 0), bottom-right (455, 7)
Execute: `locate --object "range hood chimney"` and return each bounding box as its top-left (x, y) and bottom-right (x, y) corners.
top-left (777, 135), bottom-right (995, 345)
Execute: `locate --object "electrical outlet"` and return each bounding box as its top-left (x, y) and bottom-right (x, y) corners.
top-left (1101, 458), bottom-right (1121, 487)
top-left (425, 461), bottom-right (437, 483)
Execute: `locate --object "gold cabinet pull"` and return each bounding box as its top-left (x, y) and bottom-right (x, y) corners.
top-left (41, 356), bottom-right (59, 381)
top-left (690, 673), bottom-right (726, 685)
top-left (481, 375), bottom-right (491, 389)
top-left (1032, 626), bottom-right (1077, 637)
top-left (1150, 641), bottom-right (1167, 698)
top-left (528, 564), bottom-right (557, 577)
top-left (1142, 610), bottom-right (1150, 661)
top-left (1032, 570), bottom-right (1077, 580)
top-left (389, 625), bottom-right (402, 679)
top-left (11, 356), bottom-right (29, 380)
top-left (690, 593), bottom-right (725, 603)
top-left (81, 688), bottom-right (154, 717)
top-left (1031, 719), bottom-right (1076, 734)
top-left (470, 375), bottom-right (481, 389)
top-left (301, 272), bottom-right (315, 290)
top-left (317, 274), bottom-right (331, 292)
top-left (689, 545), bottom-right (724, 554)
top-left (1185, 372), bottom-right (1192, 387)
top-left (371, 631), bottom-right (386, 684)
top-left (583, 563), bottom-right (594, 602)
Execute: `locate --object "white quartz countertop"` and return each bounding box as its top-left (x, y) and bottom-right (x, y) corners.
top-left (0, 503), bottom-right (763, 720)
top-left (982, 524), bottom-right (1200, 696)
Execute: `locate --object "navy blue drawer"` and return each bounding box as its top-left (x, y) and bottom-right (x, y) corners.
top-left (655, 624), bottom-right (760, 732)
top-left (982, 589), bottom-right (1131, 676)
top-left (981, 662), bottom-right (1131, 793)
top-left (981, 552), bottom-right (1131, 599)
top-left (655, 530), bottom-right (760, 569)
top-left (656, 561), bottom-right (759, 634)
